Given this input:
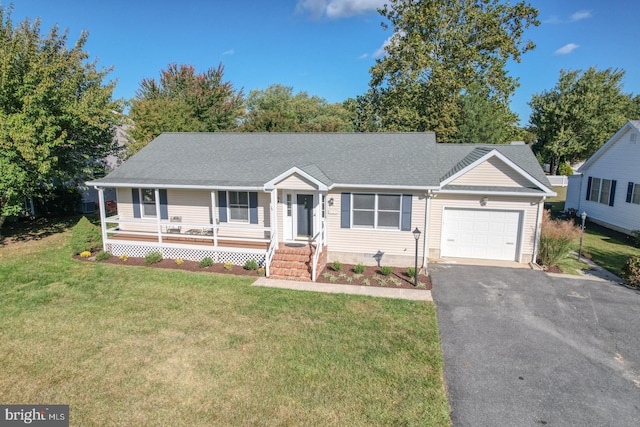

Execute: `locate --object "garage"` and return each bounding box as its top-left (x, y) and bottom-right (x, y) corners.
top-left (441, 208), bottom-right (522, 261)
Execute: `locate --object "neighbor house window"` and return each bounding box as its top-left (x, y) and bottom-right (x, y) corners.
top-left (352, 193), bottom-right (401, 229)
top-left (626, 182), bottom-right (640, 204)
top-left (588, 178), bottom-right (611, 205)
top-left (141, 189), bottom-right (157, 217)
top-left (587, 177), bottom-right (616, 206)
top-left (229, 191), bottom-right (249, 222)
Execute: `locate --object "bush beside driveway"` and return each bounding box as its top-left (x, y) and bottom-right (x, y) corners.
top-left (431, 264), bottom-right (640, 427)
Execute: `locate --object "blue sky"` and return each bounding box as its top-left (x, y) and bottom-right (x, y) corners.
top-left (10, 0), bottom-right (640, 125)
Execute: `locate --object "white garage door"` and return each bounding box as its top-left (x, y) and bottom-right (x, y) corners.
top-left (441, 208), bottom-right (521, 261)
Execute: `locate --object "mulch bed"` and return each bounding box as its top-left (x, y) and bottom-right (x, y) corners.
top-left (73, 255), bottom-right (431, 290)
top-left (316, 264), bottom-right (432, 290)
top-left (73, 254), bottom-right (264, 278)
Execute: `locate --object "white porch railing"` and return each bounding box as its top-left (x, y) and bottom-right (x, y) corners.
top-left (264, 236), bottom-right (277, 278)
top-left (104, 215), bottom-right (270, 265)
top-left (310, 220), bottom-right (326, 281)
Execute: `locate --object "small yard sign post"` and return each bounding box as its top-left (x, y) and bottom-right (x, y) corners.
top-left (578, 211), bottom-right (587, 261)
top-left (413, 228), bottom-right (421, 286)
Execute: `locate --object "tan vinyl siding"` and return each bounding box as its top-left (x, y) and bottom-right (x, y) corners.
top-left (428, 194), bottom-right (540, 262)
top-left (451, 156), bottom-right (534, 187)
top-left (326, 189), bottom-right (426, 261)
top-left (115, 188), bottom-right (271, 239)
top-left (275, 173), bottom-right (317, 190)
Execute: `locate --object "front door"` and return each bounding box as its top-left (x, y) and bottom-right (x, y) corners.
top-left (296, 194), bottom-right (314, 238)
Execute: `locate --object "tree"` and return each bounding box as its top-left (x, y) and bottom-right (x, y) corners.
top-left (453, 83), bottom-right (520, 144)
top-left (128, 63), bottom-right (243, 155)
top-left (529, 67), bottom-right (632, 174)
top-left (239, 84), bottom-right (354, 132)
top-left (0, 6), bottom-right (121, 232)
top-left (357, 0), bottom-right (538, 141)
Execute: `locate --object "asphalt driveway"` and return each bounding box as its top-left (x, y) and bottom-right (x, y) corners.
top-left (431, 264), bottom-right (640, 426)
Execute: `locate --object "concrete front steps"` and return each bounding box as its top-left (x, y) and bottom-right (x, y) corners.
top-left (269, 244), bottom-right (327, 281)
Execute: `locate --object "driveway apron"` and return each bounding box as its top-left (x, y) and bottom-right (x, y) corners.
top-left (431, 264), bottom-right (640, 427)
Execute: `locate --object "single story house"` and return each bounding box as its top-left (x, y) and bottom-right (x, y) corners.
top-left (87, 132), bottom-right (555, 280)
top-left (565, 120), bottom-right (640, 235)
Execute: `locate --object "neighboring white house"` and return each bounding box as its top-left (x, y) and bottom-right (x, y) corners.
top-left (88, 132), bottom-right (555, 280)
top-left (565, 120), bottom-right (640, 235)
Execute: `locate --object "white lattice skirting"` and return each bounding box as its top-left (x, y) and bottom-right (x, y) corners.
top-left (107, 243), bottom-right (266, 266)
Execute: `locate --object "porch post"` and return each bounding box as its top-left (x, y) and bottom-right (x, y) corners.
top-left (270, 189), bottom-right (278, 249)
top-left (96, 187), bottom-right (108, 252)
top-left (155, 188), bottom-right (162, 244)
top-left (210, 190), bottom-right (218, 247)
top-left (422, 192), bottom-right (432, 274)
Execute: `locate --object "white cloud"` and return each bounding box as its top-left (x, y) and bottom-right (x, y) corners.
top-left (358, 53), bottom-right (369, 60)
top-left (296, 0), bottom-right (387, 19)
top-left (554, 43), bottom-right (579, 55)
top-left (222, 49), bottom-right (235, 56)
top-left (570, 10), bottom-right (592, 22)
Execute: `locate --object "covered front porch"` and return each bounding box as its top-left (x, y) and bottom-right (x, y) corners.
top-left (94, 183), bottom-right (328, 280)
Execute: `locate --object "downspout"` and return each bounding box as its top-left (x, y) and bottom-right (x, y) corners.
top-left (422, 191), bottom-right (432, 274)
top-left (532, 196), bottom-right (546, 264)
top-left (95, 186), bottom-right (108, 252)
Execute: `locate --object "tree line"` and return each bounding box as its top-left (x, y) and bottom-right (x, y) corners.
top-left (1, 1), bottom-right (638, 233)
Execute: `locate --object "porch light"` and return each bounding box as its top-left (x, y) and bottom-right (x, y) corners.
top-left (413, 228), bottom-right (421, 286)
top-left (327, 197), bottom-right (334, 206)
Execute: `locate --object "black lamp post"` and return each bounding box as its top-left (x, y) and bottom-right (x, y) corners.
top-left (413, 227), bottom-right (421, 286)
top-left (578, 211), bottom-right (587, 261)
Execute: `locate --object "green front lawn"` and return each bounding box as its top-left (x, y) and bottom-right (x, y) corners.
top-left (0, 226), bottom-right (450, 426)
top-left (579, 225), bottom-right (640, 277)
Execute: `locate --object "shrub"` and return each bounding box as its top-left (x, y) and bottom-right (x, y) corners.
top-left (353, 263), bottom-right (366, 274)
top-left (145, 251), bottom-right (163, 265)
top-left (70, 216), bottom-right (102, 255)
top-left (538, 210), bottom-right (581, 267)
top-left (175, 258), bottom-right (184, 266)
top-left (95, 250), bottom-right (111, 261)
top-left (119, 254), bottom-right (129, 262)
top-left (331, 260), bottom-right (343, 272)
top-left (223, 261), bottom-right (233, 270)
top-left (558, 162), bottom-right (574, 176)
top-left (621, 255), bottom-right (640, 288)
top-left (199, 257), bottom-right (214, 268)
top-left (244, 259), bottom-right (259, 270)
top-left (79, 251), bottom-right (92, 258)
top-left (406, 267), bottom-right (417, 278)
top-left (257, 267), bottom-right (266, 276)
top-left (380, 266), bottom-right (393, 276)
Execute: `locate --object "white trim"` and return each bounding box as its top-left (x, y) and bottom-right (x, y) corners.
top-left (88, 181), bottom-right (264, 191)
top-left (579, 121), bottom-right (639, 172)
top-left (330, 183), bottom-right (436, 191)
top-left (440, 149), bottom-right (553, 193)
top-left (227, 190), bottom-right (250, 223)
top-left (436, 189), bottom-right (556, 197)
top-left (97, 188), bottom-right (107, 252)
top-left (264, 167), bottom-right (328, 191)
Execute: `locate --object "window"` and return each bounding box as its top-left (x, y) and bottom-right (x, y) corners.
top-left (286, 194), bottom-right (292, 217)
top-left (588, 178), bottom-right (611, 205)
top-left (587, 177), bottom-right (616, 206)
top-left (352, 193), bottom-right (401, 229)
top-left (627, 182), bottom-right (640, 204)
top-left (229, 191), bottom-right (249, 222)
top-left (141, 189), bottom-right (157, 217)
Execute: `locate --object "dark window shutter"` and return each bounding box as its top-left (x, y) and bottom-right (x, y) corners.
top-left (627, 182), bottom-right (634, 203)
top-left (609, 180), bottom-right (617, 206)
top-left (401, 194), bottom-right (412, 231)
top-left (341, 193), bottom-right (351, 228)
top-left (249, 192), bottom-right (258, 224)
top-left (585, 177), bottom-right (592, 201)
top-left (159, 189), bottom-right (168, 220)
top-left (218, 191), bottom-right (227, 223)
top-left (132, 188), bottom-right (141, 218)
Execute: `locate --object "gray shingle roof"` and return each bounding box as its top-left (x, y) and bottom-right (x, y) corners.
top-left (90, 132), bottom-right (552, 191)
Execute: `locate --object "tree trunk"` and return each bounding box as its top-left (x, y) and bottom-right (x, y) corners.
top-left (550, 158), bottom-right (560, 176)
top-left (0, 214), bottom-right (6, 238)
